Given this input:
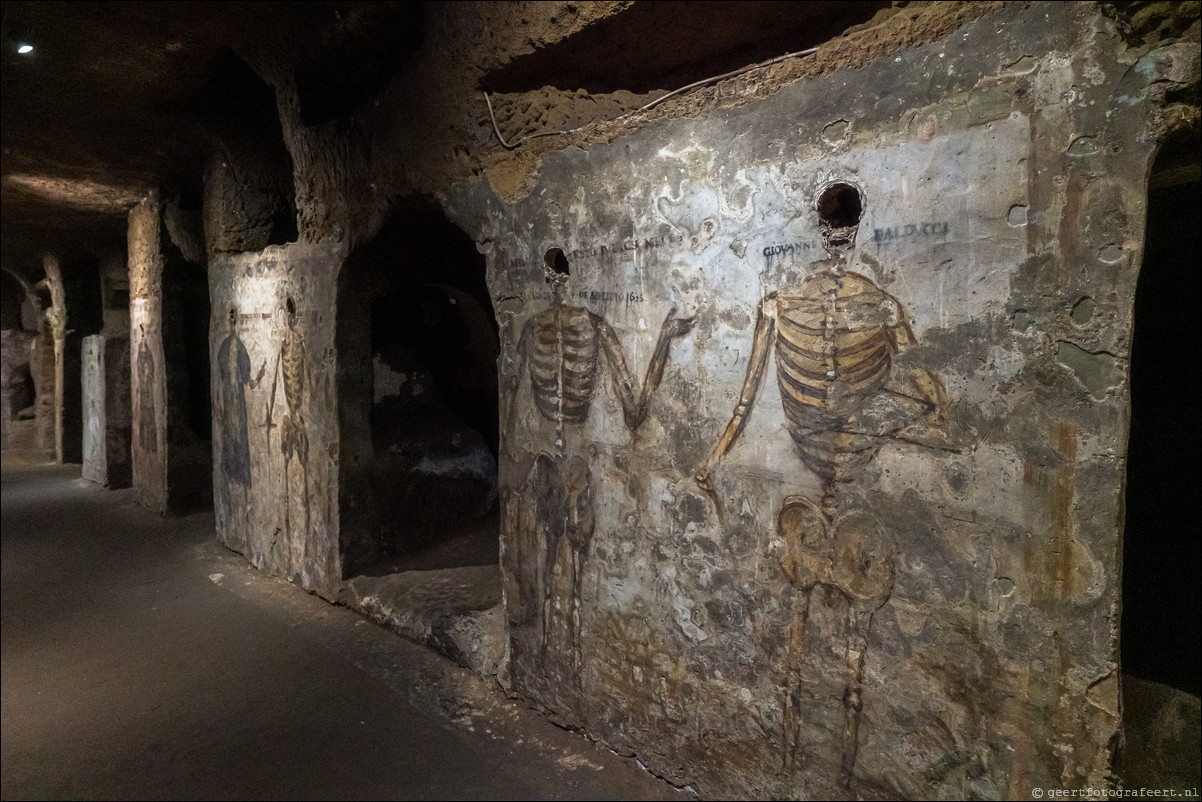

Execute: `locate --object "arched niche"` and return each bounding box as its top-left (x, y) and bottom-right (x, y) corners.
top-left (337, 203), bottom-right (500, 577)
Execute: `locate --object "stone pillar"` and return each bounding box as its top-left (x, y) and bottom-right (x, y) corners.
top-left (81, 334), bottom-right (132, 488)
top-left (129, 191), bottom-right (169, 512)
top-left (41, 254), bottom-right (67, 464)
top-left (208, 241), bottom-right (346, 599)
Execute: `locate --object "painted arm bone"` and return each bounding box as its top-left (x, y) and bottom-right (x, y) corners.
top-left (694, 295), bottom-right (777, 493)
top-left (264, 352), bottom-right (281, 441)
top-left (499, 320), bottom-right (531, 449)
top-left (595, 306), bottom-right (695, 431)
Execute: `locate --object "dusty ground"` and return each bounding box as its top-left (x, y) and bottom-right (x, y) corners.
top-left (0, 456), bottom-right (683, 800)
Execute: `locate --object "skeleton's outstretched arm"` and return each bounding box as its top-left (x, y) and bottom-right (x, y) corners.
top-left (694, 295), bottom-right (777, 492)
top-left (880, 301), bottom-right (968, 451)
top-left (249, 359), bottom-right (266, 390)
top-left (889, 366), bottom-right (967, 451)
top-left (500, 320), bottom-right (531, 445)
top-left (265, 351), bottom-right (281, 441)
top-left (594, 307), bottom-right (696, 431)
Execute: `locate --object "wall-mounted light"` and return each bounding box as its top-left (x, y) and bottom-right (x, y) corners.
top-left (17, 43), bottom-right (34, 54)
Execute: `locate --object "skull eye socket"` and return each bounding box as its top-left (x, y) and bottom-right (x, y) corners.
top-left (544, 247), bottom-right (570, 277)
top-left (286, 296), bottom-right (296, 316)
top-left (817, 182), bottom-right (863, 229)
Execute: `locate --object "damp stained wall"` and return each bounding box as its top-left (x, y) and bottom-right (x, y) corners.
top-left (208, 240), bottom-right (345, 599)
top-left (443, 4), bottom-right (1197, 798)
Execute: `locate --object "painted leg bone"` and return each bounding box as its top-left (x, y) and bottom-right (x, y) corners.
top-left (777, 497), bottom-right (894, 785)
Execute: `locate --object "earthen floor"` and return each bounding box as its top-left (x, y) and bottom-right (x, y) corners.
top-left (0, 457), bottom-right (680, 800)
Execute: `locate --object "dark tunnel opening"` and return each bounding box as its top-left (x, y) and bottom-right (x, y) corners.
top-left (1121, 137), bottom-right (1202, 698)
top-left (162, 240), bottom-right (212, 513)
top-left (338, 205), bottom-right (500, 578)
top-left (58, 252), bottom-right (105, 465)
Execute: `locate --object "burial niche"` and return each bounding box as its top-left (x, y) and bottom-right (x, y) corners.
top-left (338, 206), bottom-right (500, 577)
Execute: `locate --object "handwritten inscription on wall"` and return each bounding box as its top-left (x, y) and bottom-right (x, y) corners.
top-left (762, 222), bottom-right (952, 261)
top-left (528, 289), bottom-right (647, 307)
top-left (563, 233), bottom-right (685, 261)
top-left (762, 241), bottom-right (819, 259)
top-left (873, 222), bottom-right (950, 244)
top-left (503, 233), bottom-right (687, 271)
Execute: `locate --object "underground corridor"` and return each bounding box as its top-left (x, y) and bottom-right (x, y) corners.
top-left (2, 2), bottom-right (1200, 799)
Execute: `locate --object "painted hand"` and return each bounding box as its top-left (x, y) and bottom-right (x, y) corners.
top-left (662, 307), bottom-right (696, 340)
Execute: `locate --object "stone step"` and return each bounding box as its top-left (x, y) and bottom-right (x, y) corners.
top-left (340, 565), bottom-right (505, 678)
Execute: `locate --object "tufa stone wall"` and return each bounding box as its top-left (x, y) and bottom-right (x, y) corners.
top-left (0, 329), bottom-right (40, 451)
top-left (442, 3), bottom-right (1198, 798)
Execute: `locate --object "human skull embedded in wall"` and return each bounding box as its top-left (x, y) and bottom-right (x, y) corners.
top-left (543, 246), bottom-right (570, 289)
top-left (816, 181), bottom-right (863, 256)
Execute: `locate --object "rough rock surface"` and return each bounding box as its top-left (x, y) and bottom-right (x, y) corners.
top-left (341, 566), bottom-right (505, 677)
top-left (0, 330), bottom-right (37, 451)
top-left (440, 3), bottom-right (1200, 798)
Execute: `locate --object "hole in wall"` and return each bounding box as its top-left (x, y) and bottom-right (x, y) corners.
top-left (545, 247), bottom-right (570, 277)
top-left (15, 365), bottom-right (36, 419)
top-left (817, 182), bottom-right (863, 228)
top-left (817, 182), bottom-right (863, 251)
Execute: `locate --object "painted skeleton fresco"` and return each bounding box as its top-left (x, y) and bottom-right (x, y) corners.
top-left (208, 242), bottom-right (344, 600)
top-left (442, 3), bottom-right (1179, 796)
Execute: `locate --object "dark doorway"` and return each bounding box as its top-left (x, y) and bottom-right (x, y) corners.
top-left (1121, 140), bottom-right (1201, 697)
top-left (162, 241), bottom-right (213, 513)
top-left (338, 205), bottom-right (500, 577)
top-left (59, 251), bottom-right (105, 464)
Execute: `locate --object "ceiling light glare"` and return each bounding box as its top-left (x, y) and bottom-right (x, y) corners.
top-left (17, 43), bottom-right (34, 54)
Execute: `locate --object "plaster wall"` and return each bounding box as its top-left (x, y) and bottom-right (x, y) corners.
top-left (208, 240), bottom-right (345, 600)
top-left (443, 4), bottom-right (1196, 798)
